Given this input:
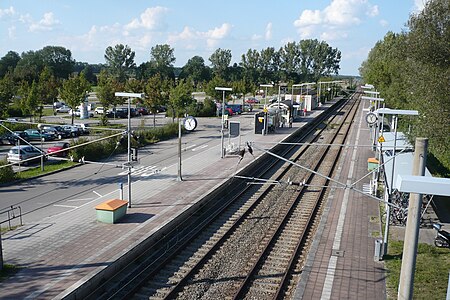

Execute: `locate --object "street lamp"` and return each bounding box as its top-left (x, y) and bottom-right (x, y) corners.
top-left (115, 92), bottom-right (145, 208)
top-left (215, 87), bottom-right (232, 158)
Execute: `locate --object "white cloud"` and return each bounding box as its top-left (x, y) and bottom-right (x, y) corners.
top-left (8, 26), bottom-right (16, 39)
top-left (294, 0), bottom-right (378, 40)
top-left (379, 19), bottom-right (389, 27)
top-left (29, 12), bottom-right (60, 32)
top-left (294, 9), bottom-right (322, 27)
top-left (168, 23), bottom-right (231, 50)
top-left (125, 6), bottom-right (169, 31)
top-left (265, 22), bottom-right (273, 40)
top-left (0, 6), bottom-right (15, 18)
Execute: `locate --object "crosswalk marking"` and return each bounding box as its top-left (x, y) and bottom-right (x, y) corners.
top-left (118, 165), bottom-right (161, 177)
top-left (362, 183), bottom-right (371, 194)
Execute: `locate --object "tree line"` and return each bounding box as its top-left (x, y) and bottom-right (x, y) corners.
top-left (0, 39), bottom-right (341, 125)
top-left (359, 0), bottom-right (449, 173)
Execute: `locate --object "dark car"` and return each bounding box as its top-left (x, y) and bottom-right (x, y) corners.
top-left (106, 108), bottom-right (128, 118)
top-left (137, 107), bottom-right (149, 115)
top-left (0, 131), bottom-right (29, 145)
top-left (42, 126), bottom-right (70, 139)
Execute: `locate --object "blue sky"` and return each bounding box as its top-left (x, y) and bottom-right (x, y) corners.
top-left (0, 0), bottom-right (429, 76)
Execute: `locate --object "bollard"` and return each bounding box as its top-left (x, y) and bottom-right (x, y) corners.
top-left (119, 182), bottom-right (123, 200)
top-left (374, 239), bottom-right (383, 261)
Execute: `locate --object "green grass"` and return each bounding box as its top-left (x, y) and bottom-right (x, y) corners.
top-left (15, 161), bottom-right (77, 180)
top-left (384, 240), bottom-right (450, 299)
top-left (0, 264), bottom-right (20, 282)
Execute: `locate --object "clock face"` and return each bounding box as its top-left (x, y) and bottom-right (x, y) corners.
top-left (184, 116), bottom-right (197, 131)
top-left (366, 112), bottom-right (378, 125)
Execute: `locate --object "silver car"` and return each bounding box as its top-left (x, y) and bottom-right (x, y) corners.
top-left (7, 145), bottom-right (45, 165)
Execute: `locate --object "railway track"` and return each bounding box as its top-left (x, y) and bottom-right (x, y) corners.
top-left (83, 94), bottom-right (359, 300)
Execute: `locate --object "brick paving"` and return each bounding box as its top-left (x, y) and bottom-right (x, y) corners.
top-left (294, 101), bottom-right (386, 299)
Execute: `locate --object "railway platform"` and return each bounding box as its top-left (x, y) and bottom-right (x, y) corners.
top-left (4, 94), bottom-right (435, 299)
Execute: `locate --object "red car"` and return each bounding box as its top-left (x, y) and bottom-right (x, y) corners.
top-left (245, 97), bottom-right (259, 104)
top-left (47, 142), bottom-right (70, 157)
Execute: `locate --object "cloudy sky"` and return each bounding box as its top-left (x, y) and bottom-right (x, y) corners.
top-left (0, 0), bottom-right (429, 75)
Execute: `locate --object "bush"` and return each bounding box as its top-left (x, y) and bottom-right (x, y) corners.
top-left (0, 159), bottom-right (16, 183)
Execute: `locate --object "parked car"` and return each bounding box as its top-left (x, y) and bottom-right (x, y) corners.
top-left (42, 126), bottom-right (70, 139)
top-left (245, 97), bottom-right (259, 104)
top-left (94, 107), bottom-right (105, 114)
top-left (226, 104), bottom-right (242, 114)
top-left (62, 125), bottom-right (82, 137)
top-left (218, 107), bottom-right (233, 116)
top-left (243, 104), bottom-right (253, 112)
top-left (56, 105), bottom-right (71, 113)
top-left (7, 145), bottom-right (45, 165)
top-left (137, 107), bottom-right (149, 115)
top-left (47, 142), bottom-right (70, 157)
top-left (0, 131), bottom-right (29, 145)
top-left (106, 108), bottom-right (128, 118)
top-left (53, 101), bottom-right (65, 108)
top-left (24, 129), bottom-right (55, 141)
top-left (68, 109), bottom-right (81, 116)
top-left (74, 123), bottom-right (90, 135)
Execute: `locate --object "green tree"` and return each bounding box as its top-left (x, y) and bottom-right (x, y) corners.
top-left (20, 80), bottom-right (40, 122)
top-left (0, 72), bottom-right (15, 118)
top-left (39, 46), bottom-right (75, 79)
top-left (144, 74), bottom-right (170, 127)
top-left (38, 66), bottom-right (59, 107)
top-left (179, 56), bottom-right (211, 88)
top-left (169, 79), bottom-right (194, 121)
top-left (406, 0), bottom-right (450, 170)
top-left (97, 70), bottom-right (119, 125)
top-left (0, 51), bottom-right (20, 78)
top-left (59, 74), bottom-right (91, 125)
top-left (148, 44), bottom-right (176, 82)
top-left (209, 48), bottom-right (232, 80)
top-left (14, 50), bottom-right (44, 84)
top-left (104, 44), bottom-right (136, 83)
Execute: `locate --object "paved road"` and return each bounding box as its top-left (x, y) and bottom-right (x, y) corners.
top-left (0, 113), bottom-right (256, 225)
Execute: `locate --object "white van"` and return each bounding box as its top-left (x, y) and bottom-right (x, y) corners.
top-left (7, 145), bottom-right (45, 165)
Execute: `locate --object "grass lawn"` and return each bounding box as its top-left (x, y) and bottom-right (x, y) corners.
top-left (384, 240), bottom-right (450, 299)
top-left (15, 161), bottom-right (77, 180)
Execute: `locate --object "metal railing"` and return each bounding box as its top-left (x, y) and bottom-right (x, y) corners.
top-left (0, 205), bottom-right (23, 230)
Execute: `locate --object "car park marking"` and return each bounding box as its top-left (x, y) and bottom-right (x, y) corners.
top-left (192, 144), bottom-right (208, 151)
top-left (92, 191), bottom-right (102, 197)
top-left (53, 204), bottom-right (78, 209)
top-left (184, 144), bottom-right (196, 151)
top-left (67, 198), bottom-right (94, 202)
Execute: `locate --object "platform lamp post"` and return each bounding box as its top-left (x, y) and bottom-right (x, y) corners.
top-left (395, 139), bottom-right (450, 299)
top-left (376, 108), bottom-right (419, 256)
top-left (115, 92), bottom-right (145, 208)
top-left (260, 84), bottom-right (273, 108)
top-left (215, 87), bottom-right (232, 158)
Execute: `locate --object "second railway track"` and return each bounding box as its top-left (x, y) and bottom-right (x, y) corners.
top-left (83, 93), bottom-right (360, 300)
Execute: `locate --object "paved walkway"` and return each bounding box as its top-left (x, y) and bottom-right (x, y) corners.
top-left (295, 99), bottom-right (386, 299)
top-left (0, 104), bottom-right (332, 299)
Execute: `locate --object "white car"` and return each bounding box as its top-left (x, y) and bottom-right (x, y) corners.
top-left (94, 107), bottom-right (105, 114)
top-left (68, 109), bottom-right (81, 116)
top-left (56, 105), bottom-right (71, 113)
